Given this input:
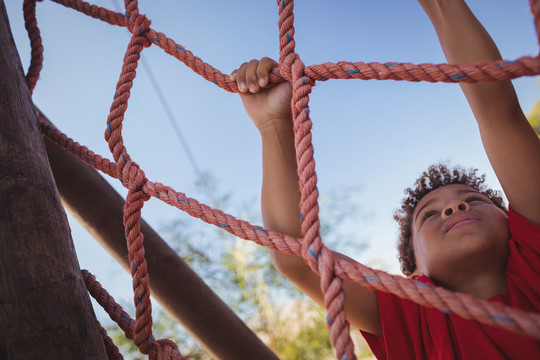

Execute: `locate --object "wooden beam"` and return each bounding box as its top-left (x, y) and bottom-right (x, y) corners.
top-left (44, 119), bottom-right (280, 360)
top-left (0, 1), bottom-right (107, 359)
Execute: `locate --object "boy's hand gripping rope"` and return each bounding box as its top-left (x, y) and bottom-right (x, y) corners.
top-left (22, 0), bottom-right (540, 358)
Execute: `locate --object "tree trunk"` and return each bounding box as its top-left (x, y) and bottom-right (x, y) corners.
top-left (0, 1), bottom-right (107, 359)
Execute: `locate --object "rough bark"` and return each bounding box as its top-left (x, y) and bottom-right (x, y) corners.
top-left (0, 1), bottom-right (107, 359)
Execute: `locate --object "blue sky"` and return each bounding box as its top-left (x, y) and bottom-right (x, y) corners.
top-left (5, 0), bottom-right (539, 330)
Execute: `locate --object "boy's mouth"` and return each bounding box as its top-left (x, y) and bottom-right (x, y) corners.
top-left (444, 214), bottom-right (481, 233)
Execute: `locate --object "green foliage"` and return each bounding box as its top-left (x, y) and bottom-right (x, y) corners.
top-left (527, 91), bottom-right (540, 136)
top-left (106, 176), bottom-right (375, 359)
top-left (269, 301), bottom-right (334, 359)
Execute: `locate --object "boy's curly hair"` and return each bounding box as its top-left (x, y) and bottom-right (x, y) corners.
top-left (394, 163), bottom-right (507, 277)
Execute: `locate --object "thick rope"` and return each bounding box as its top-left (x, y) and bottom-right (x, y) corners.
top-left (83, 270), bottom-right (186, 360)
top-left (99, 323), bottom-right (124, 360)
top-left (277, 1), bottom-right (355, 358)
top-left (48, 0), bottom-right (540, 90)
top-left (21, 0), bottom-right (540, 358)
top-left (23, 0), bottom-right (42, 93)
top-left (102, 0), bottom-right (166, 357)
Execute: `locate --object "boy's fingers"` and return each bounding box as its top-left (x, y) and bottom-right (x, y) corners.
top-left (257, 57), bottom-right (277, 88)
top-left (235, 62), bottom-right (249, 92)
top-left (233, 58), bottom-right (277, 93)
top-left (245, 59), bottom-right (261, 93)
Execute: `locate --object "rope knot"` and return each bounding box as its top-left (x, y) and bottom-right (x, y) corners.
top-left (278, 53), bottom-right (296, 82)
top-left (126, 164), bottom-right (150, 199)
top-left (127, 10), bottom-right (152, 47)
top-left (149, 339), bottom-right (183, 360)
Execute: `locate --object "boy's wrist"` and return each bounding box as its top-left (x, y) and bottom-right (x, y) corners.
top-left (257, 118), bottom-right (294, 138)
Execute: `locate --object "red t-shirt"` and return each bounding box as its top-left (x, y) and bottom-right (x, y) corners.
top-left (361, 207), bottom-right (540, 359)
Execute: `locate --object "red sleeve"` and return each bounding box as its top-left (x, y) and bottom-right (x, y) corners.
top-left (505, 206), bottom-right (540, 311)
top-left (360, 277), bottom-right (434, 360)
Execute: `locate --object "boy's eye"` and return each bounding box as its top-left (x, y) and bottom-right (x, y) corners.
top-left (422, 210), bottom-right (438, 222)
top-left (465, 195), bottom-right (485, 203)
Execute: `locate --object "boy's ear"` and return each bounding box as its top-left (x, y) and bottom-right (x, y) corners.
top-left (410, 268), bottom-right (422, 280)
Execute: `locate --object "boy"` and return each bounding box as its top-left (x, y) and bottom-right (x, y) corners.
top-left (230, 0), bottom-right (540, 358)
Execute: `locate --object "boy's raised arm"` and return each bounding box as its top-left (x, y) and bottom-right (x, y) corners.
top-left (419, 0), bottom-right (540, 224)
top-left (231, 58), bottom-right (381, 335)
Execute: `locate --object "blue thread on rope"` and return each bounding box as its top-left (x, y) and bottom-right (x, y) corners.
top-left (115, 13), bottom-right (124, 17)
top-left (308, 246), bottom-right (318, 260)
top-left (270, 67), bottom-right (277, 73)
top-left (326, 314), bottom-right (332, 326)
top-left (113, 91), bottom-right (116, 100)
top-left (364, 276), bottom-right (380, 282)
top-left (148, 337), bottom-right (153, 346)
top-left (302, 76), bottom-right (305, 85)
top-left (450, 74), bottom-right (467, 79)
top-left (151, 38), bottom-right (159, 43)
top-left (300, 211), bottom-right (304, 222)
top-left (87, 158), bottom-right (95, 163)
top-left (141, 299), bottom-right (144, 311)
top-left (492, 315), bottom-right (515, 323)
top-left (154, 196), bottom-right (160, 199)
top-left (282, 0), bottom-right (285, 8)
top-left (286, 31), bottom-right (290, 43)
top-left (211, 81), bottom-right (218, 84)
top-left (499, 60), bottom-right (516, 66)
top-left (178, 198), bottom-right (188, 204)
top-left (132, 260), bottom-right (137, 270)
top-left (138, 25), bottom-right (142, 35)
top-left (305, 107), bottom-right (309, 118)
top-left (386, 63), bottom-right (398, 68)
top-left (346, 69), bottom-right (360, 74)
top-left (108, 122), bottom-right (112, 134)
top-left (415, 281), bottom-right (429, 287)
top-left (120, 152), bottom-right (126, 161)
top-left (121, 314), bottom-right (129, 321)
top-left (124, 11), bottom-right (129, 19)
top-left (134, 179), bottom-right (138, 188)
top-left (320, 77), bottom-right (327, 81)
top-left (341, 289), bottom-right (346, 299)
top-left (219, 224), bottom-right (230, 228)
top-left (343, 355), bottom-right (348, 360)
top-left (253, 226), bottom-right (268, 234)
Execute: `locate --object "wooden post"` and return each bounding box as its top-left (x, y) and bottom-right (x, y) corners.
top-left (44, 124), bottom-right (280, 360)
top-left (0, 2), bottom-right (108, 359)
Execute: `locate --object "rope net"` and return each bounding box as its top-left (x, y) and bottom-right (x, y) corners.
top-left (21, 0), bottom-right (540, 358)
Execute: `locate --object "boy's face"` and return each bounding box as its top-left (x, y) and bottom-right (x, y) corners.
top-left (411, 184), bottom-right (509, 285)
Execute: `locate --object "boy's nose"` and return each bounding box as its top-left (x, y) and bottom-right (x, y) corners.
top-left (442, 200), bottom-right (470, 218)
